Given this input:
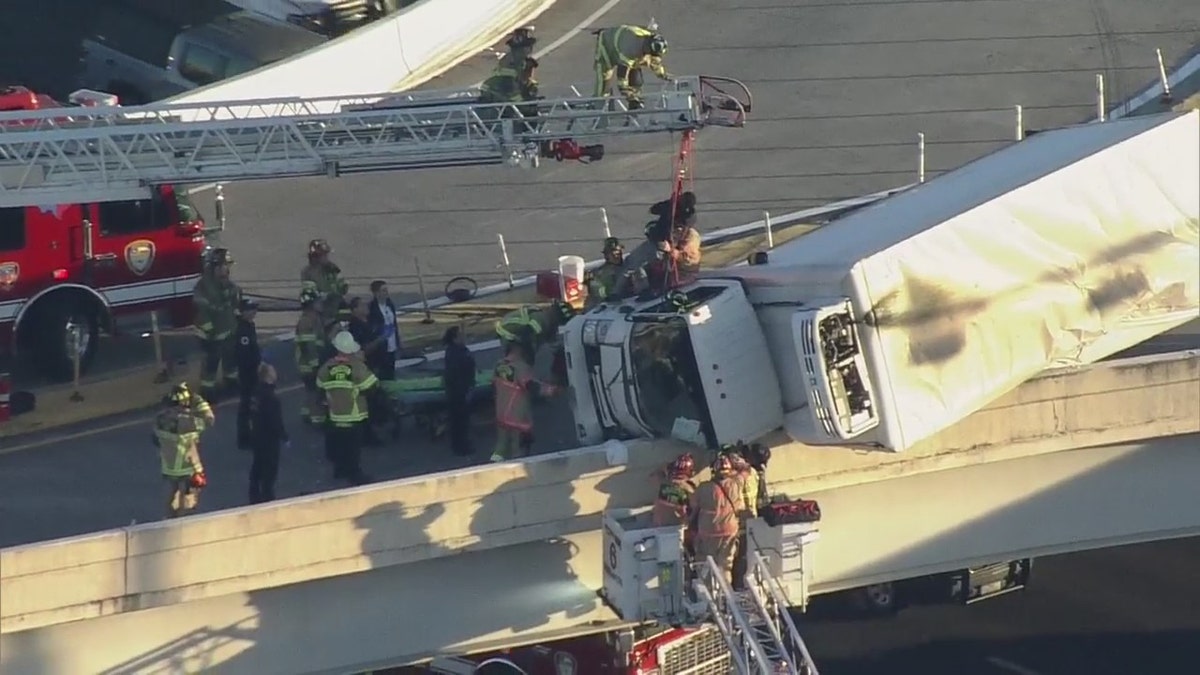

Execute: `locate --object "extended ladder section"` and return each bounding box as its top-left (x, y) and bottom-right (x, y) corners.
top-left (0, 75), bottom-right (751, 207)
top-left (692, 551), bottom-right (820, 675)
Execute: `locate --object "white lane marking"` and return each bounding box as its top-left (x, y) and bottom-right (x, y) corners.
top-left (986, 656), bottom-right (1043, 675)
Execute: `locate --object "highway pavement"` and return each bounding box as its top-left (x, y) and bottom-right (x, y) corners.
top-left (801, 536), bottom-right (1200, 675)
top-left (186, 0), bottom-right (1200, 306)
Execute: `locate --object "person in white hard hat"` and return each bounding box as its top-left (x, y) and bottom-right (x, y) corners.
top-left (315, 330), bottom-right (378, 485)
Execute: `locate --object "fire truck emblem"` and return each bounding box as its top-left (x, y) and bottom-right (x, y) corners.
top-left (0, 262), bottom-right (18, 290)
top-left (124, 240), bottom-right (156, 276)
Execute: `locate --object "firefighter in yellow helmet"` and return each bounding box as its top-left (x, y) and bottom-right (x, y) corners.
top-left (152, 383), bottom-right (207, 519)
top-left (690, 452), bottom-right (746, 584)
top-left (295, 287), bottom-right (326, 424)
top-left (593, 25), bottom-right (671, 109)
top-left (301, 238), bottom-right (349, 330)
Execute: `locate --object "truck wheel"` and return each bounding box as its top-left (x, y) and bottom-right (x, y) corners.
top-left (33, 299), bottom-right (100, 383)
top-left (853, 582), bottom-right (899, 616)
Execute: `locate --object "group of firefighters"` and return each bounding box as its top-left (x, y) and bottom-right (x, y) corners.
top-left (481, 23), bottom-right (672, 111)
top-left (653, 441), bottom-right (773, 585)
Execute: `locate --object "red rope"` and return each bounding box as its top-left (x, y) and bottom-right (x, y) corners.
top-left (666, 130), bottom-right (696, 288)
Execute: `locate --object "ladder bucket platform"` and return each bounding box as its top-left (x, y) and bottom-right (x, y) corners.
top-left (0, 76), bottom-right (751, 208)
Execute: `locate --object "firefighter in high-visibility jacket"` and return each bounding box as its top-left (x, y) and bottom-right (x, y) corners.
top-left (586, 237), bottom-right (632, 307)
top-left (301, 238), bottom-right (349, 329)
top-left (690, 453), bottom-right (746, 584)
top-left (316, 331), bottom-right (378, 485)
top-left (652, 453), bottom-right (697, 527)
top-left (295, 288), bottom-right (326, 424)
top-left (192, 248), bottom-right (242, 401)
top-left (593, 25), bottom-right (670, 109)
top-left (494, 301), bottom-right (575, 365)
top-left (152, 384), bottom-right (207, 519)
top-left (490, 339), bottom-right (559, 462)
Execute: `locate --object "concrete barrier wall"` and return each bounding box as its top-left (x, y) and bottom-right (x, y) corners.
top-left (168, 0), bottom-right (555, 105)
top-left (2, 351), bottom-right (1197, 633)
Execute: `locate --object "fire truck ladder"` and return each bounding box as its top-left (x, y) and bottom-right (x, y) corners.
top-left (0, 76), bottom-right (751, 208)
top-left (692, 551), bottom-right (820, 675)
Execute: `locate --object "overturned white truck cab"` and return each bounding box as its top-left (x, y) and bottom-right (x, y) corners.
top-left (564, 110), bottom-right (1200, 452)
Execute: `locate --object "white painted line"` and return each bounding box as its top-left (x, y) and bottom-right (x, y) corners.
top-left (185, 182), bottom-right (219, 195)
top-left (986, 656), bottom-right (1043, 675)
top-left (1109, 51), bottom-right (1200, 120)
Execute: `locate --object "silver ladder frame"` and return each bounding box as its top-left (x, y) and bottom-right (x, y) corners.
top-left (691, 552), bottom-right (820, 675)
top-left (0, 76), bottom-right (750, 207)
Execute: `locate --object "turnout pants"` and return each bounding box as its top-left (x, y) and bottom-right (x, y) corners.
top-left (249, 443), bottom-right (281, 504)
top-left (164, 476), bottom-right (201, 519)
top-left (492, 425), bottom-right (533, 461)
top-left (199, 336), bottom-right (238, 397)
top-left (695, 533), bottom-right (738, 586)
top-left (325, 422), bottom-right (365, 483)
top-left (593, 36), bottom-right (644, 105)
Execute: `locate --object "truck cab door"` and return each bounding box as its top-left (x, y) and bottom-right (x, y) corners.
top-left (86, 195), bottom-right (179, 306)
top-left (677, 280), bottom-right (783, 445)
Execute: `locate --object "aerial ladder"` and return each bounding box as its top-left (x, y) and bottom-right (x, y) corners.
top-left (0, 76), bottom-right (752, 208)
top-left (692, 551), bottom-right (820, 674)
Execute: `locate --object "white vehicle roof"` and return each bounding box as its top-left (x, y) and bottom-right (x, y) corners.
top-left (763, 112), bottom-right (1185, 270)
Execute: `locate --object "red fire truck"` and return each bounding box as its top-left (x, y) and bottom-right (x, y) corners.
top-left (383, 624), bottom-right (731, 675)
top-left (0, 86), bottom-right (208, 381)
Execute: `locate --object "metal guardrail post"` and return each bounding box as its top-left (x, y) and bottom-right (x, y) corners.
top-left (497, 234), bottom-right (515, 288)
top-left (917, 133), bottom-right (927, 183)
top-left (1014, 105), bottom-right (1025, 141)
top-left (1156, 48), bottom-right (1173, 102)
top-left (1096, 73), bottom-right (1107, 121)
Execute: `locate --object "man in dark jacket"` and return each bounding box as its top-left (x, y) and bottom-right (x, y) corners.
top-left (443, 326), bottom-right (476, 456)
top-left (367, 280), bottom-right (400, 381)
top-left (348, 296), bottom-right (387, 445)
top-left (234, 298), bottom-right (261, 450)
top-left (248, 363), bottom-right (288, 504)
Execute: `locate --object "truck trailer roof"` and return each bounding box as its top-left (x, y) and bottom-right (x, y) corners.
top-left (763, 111), bottom-right (1191, 271)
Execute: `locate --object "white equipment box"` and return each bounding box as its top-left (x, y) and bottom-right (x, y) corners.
top-left (600, 508), bottom-right (688, 624)
top-left (746, 517), bottom-right (820, 610)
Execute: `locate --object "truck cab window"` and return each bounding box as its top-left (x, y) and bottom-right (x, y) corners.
top-left (628, 318), bottom-right (713, 444)
top-left (98, 199), bottom-right (165, 236)
top-left (0, 208), bottom-right (26, 251)
top-left (178, 44), bottom-right (228, 86)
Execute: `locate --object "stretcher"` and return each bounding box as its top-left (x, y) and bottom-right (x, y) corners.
top-left (377, 369), bottom-right (494, 439)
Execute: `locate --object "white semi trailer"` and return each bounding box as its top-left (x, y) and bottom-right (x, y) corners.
top-left (563, 110), bottom-right (1200, 452)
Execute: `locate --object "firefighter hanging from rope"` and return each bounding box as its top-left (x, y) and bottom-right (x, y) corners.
top-left (645, 130), bottom-right (702, 292)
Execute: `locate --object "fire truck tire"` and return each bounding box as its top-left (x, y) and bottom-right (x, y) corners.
top-left (30, 298), bottom-right (100, 382)
top-left (851, 581), bottom-right (900, 617)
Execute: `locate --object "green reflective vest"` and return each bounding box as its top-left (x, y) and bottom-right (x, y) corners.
top-left (316, 355), bottom-right (378, 425)
top-left (154, 408), bottom-right (203, 478)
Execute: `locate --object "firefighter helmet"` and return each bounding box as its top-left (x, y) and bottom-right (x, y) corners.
top-left (648, 33), bottom-right (668, 57)
top-left (308, 238), bottom-right (332, 257)
top-left (712, 453), bottom-right (734, 475)
top-left (668, 452), bottom-right (696, 479)
top-left (506, 26), bottom-right (537, 51)
top-left (168, 382), bottom-right (192, 405)
top-left (603, 237), bottom-right (623, 253)
top-left (206, 247), bottom-right (233, 267)
top-left (299, 287), bottom-right (320, 306)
